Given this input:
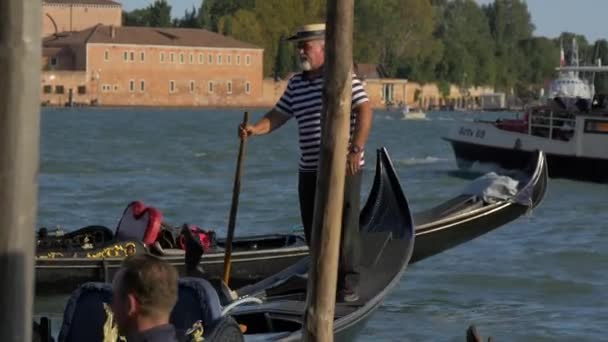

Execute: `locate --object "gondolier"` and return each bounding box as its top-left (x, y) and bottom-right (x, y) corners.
top-left (239, 23), bottom-right (373, 302)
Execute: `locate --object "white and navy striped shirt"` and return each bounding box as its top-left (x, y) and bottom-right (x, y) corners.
top-left (275, 72), bottom-right (369, 172)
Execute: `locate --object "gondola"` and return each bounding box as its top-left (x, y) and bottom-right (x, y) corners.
top-left (37, 147), bottom-right (416, 341)
top-left (35, 149), bottom-right (548, 296)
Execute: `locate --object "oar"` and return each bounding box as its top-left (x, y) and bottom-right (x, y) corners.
top-left (223, 111), bottom-right (249, 286)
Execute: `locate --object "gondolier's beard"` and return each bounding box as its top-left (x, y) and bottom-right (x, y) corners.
top-left (299, 58), bottom-right (312, 71)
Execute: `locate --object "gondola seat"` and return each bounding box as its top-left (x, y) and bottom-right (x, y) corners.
top-left (114, 201), bottom-right (163, 246)
top-left (57, 278), bottom-right (242, 342)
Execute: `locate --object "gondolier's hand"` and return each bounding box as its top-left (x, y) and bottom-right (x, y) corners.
top-left (239, 124), bottom-right (255, 139)
top-left (347, 145), bottom-right (363, 176)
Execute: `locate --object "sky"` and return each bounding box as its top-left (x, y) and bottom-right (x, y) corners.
top-left (120, 0), bottom-right (608, 42)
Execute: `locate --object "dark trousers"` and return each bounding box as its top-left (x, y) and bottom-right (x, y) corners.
top-left (298, 170), bottom-right (361, 291)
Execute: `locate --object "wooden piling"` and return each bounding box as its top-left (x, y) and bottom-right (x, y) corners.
top-left (303, 0), bottom-right (354, 340)
top-left (0, 0), bottom-right (42, 341)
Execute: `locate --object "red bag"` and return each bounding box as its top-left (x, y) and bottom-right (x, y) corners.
top-left (178, 225), bottom-right (214, 252)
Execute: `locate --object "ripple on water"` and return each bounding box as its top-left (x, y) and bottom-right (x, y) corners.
top-left (37, 108), bottom-right (608, 341)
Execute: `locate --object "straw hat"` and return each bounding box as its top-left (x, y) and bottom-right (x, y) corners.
top-left (286, 23), bottom-right (326, 42)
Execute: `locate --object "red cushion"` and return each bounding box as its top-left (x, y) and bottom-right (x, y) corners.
top-left (115, 201), bottom-right (162, 246)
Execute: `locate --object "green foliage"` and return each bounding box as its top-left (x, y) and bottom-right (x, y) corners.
top-left (122, 0), bottom-right (608, 97)
top-left (123, 9), bottom-right (149, 26)
top-left (200, 0), bottom-right (255, 31)
top-left (436, 0), bottom-right (495, 87)
top-left (148, 0), bottom-right (172, 27)
top-left (174, 6), bottom-right (200, 28)
top-left (274, 34), bottom-right (292, 80)
top-left (122, 0), bottom-right (172, 27)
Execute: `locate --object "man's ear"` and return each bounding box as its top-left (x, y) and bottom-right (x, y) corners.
top-left (127, 293), bottom-right (139, 316)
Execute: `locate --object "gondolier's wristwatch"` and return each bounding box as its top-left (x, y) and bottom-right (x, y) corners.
top-left (349, 144), bottom-right (363, 154)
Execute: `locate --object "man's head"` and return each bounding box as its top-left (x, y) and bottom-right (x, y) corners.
top-left (111, 254), bottom-right (178, 335)
top-left (287, 23), bottom-right (326, 72)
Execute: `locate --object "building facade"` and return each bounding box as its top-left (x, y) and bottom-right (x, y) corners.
top-left (42, 25), bottom-right (265, 107)
top-left (43, 0), bottom-right (122, 38)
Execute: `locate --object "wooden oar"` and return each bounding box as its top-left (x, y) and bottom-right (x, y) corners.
top-left (223, 111), bottom-right (249, 286)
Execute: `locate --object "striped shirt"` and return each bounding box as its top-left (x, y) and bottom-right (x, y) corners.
top-left (275, 72), bottom-right (370, 172)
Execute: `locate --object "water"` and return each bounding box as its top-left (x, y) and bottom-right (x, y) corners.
top-left (36, 108), bottom-right (608, 341)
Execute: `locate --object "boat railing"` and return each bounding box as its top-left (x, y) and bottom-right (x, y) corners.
top-left (527, 110), bottom-right (577, 140)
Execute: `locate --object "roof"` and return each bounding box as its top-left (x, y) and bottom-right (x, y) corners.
top-left (43, 25), bottom-right (262, 50)
top-left (43, 0), bottom-right (121, 6)
top-left (42, 47), bottom-right (66, 56)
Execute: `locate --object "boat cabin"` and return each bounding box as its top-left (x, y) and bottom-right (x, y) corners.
top-left (495, 103), bottom-right (608, 143)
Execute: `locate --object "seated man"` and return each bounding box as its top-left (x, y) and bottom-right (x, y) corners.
top-left (111, 254), bottom-right (180, 342)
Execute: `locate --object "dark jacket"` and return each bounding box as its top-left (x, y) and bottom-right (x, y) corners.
top-left (126, 324), bottom-right (180, 342)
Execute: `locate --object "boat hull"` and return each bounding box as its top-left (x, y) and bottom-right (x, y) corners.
top-left (446, 138), bottom-right (608, 183)
top-left (36, 245), bottom-right (309, 296)
top-left (35, 199), bottom-right (539, 296)
top-left (35, 150), bottom-right (548, 297)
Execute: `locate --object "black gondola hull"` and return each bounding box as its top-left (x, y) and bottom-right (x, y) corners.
top-left (35, 150), bottom-right (548, 297)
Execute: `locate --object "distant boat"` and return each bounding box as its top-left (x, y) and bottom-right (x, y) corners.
top-left (442, 38), bottom-right (608, 184)
top-left (399, 104), bottom-right (427, 120)
top-left (545, 38), bottom-right (594, 111)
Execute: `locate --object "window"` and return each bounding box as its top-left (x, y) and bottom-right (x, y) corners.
top-left (245, 55), bottom-right (251, 65)
top-left (189, 80), bottom-right (195, 93)
top-left (104, 50), bottom-right (109, 61)
top-left (584, 119), bottom-right (608, 134)
top-left (140, 80), bottom-right (145, 92)
top-left (217, 54), bottom-right (222, 65)
top-left (43, 85), bottom-right (52, 94)
top-left (55, 85), bottom-right (64, 94)
top-left (130, 51), bottom-right (135, 62)
top-left (198, 53), bottom-right (204, 64)
top-left (101, 84), bottom-right (108, 92)
top-left (180, 53), bottom-right (184, 64)
top-left (50, 57), bottom-right (58, 66)
top-left (140, 51), bottom-right (145, 62)
top-left (189, 53), bottom-right (194, 64)
top-left (170, 53), bottom-right (175, 63)
top-left (227, 81), bottom-right (232, 94)
top-left (129, 79), bottom-right (135, 92)
top-left (169, 80), bottom-right (176, 93)
top-left (77, 85), bottom-right (86, 94)
top-left (245, 81), bottom-right (251, 94)
top-left (236, 55), bottom-right (241, 65)
top-left (208, 54), bottom-right (213, 64)
top-left (208, 81), bottom-right (214, 93)
top-left (160, 52), bottom-right (165, 63)
top-left (227, 55), bottom-right (232, 65)
top-left (113, 85), bottom-right (118, 92)
top-left (123, 51), bottom-right (128, 61)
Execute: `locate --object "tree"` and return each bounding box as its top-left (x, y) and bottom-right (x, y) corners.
top-left (354, 0), bottom-right (439, 77)
top-left (484, 0), bottom-right (534, 91)
top-left (200, 0), bottom-right (255, 31)
top-left (273, 34), bottom-right (292, 80)
top-left (148, 0), bottom-right (172, 27)
top-left (435, 0), bottom-right (495, 87)
top-left (175, 6), bottom-right (200, 28)
top-left (123, 9), bottom-right (148, 26)
top-left (123, 0), bottom-right (172, 27)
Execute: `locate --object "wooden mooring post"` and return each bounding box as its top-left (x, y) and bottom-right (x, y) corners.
top-left (303, 0), bottom-right (354, 340)
top-left (0, 1), bottom-right (42, 341)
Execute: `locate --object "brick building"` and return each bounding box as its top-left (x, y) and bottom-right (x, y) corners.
top-left (42, 25), bottom-right (264, 107)
top-left (43, 0), bottom-right (122, 38)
